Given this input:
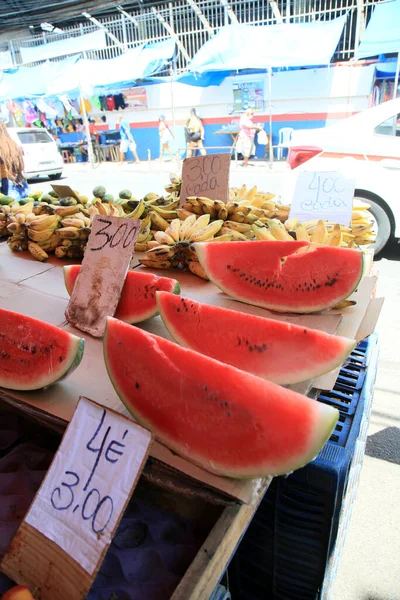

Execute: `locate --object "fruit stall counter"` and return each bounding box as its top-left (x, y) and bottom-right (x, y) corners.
top-left (0, 237), bottom-right (382, 599)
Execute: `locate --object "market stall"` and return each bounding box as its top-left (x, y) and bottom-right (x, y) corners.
top-left (0, 166), bottom-right (383, 599)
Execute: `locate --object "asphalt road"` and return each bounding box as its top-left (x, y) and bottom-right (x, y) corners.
top-left (31, 162), bottom-right (400, 598)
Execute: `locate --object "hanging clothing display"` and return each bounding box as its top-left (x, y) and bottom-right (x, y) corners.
top-left (105, 95), bottom-right (116, 111)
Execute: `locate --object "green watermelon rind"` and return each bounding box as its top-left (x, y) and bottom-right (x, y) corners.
top-left (103, 319), bottom-right (339, 479)
top-left (195, 243), bottom-right (365, 314)
top-left (0, 333), bottom-right (84, 391)
top-left (156, 291), bottom-right (357, 385)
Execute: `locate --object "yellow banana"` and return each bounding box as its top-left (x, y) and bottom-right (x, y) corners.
top-left (146, 245), bottom-right (176, 260)
top-left (310, 220), bottom-right (328, 245)
top-left (55, 205), bottom-right (81, 217)
top-left (39, 234), bottom-right (61, 252)
top-left (57, 227), bottom-right (81, 240)
top-left (167, 218), bottom-right (181, 243)
top-left (219, 227), bottom-right (247, 241)
top-left (28, 241), bottom-right (48, 262)
top-left (188, 260), bottom-right (209, 280)
top-left (244, 185), bottom-right (257, 202)
top-left (138, 226), bottom-right (151, 243)
top-left (229, 211), bottom-right (245, 223)
top-left (176, 208), bottom-right (193, 221)
top-left (140, 213), bottom-right (151, 230)
top-left (224, 221), bottom-right (252, 233)
top-left (61, 218), bottom-right (85, 228)
top-left (154, 230), bottom-right (176, 246)
top-left (217, 205), bottom-right (228, 220)
top-left (284, 217), bottom-right (299, 231)
top-left (184, 214), bottom-right (211, 240)
top-left (28, 214), bottom-right (59, 231)
top-left (150, 211), bottom-right (170, 231)
top-left (327, 224), bottom-right (342, 247)
top-left (28, 228), bottom-right (56, 243)
top-left (139, 258), bottom-right (172, 269)
top-left (179, 213), bottom-right (197, 240)
top-left (265, 219), bottom-right (293, 241)
top-left (7, 222), bottom-right (22, 234)
top-left (332, 300), bottom-right (357, 310)
top-left (125, 198), bottom-right (145, 219)
top-left (208, 233), bottom-right (235, 242)
top-left (190, 219), bottom-right (224, 242)
top-left (75, 213), bottom-right (92, 227)
top-left (94, 200), bottom-right (111, 216)
top-left (252, 224), bottom-right (276, 241)
top-left (55, 245), bottom-right (69, 258)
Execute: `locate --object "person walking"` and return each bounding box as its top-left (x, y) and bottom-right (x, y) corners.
top-left (185, 108), bottom-right (206, 158)
top-left (158, 115), bottom-right (174, 162)
top-left (117, 114), bottom-right (140, 164)
top-left (236, 108), bottom-right (263, 167)
top-left (0, 122), bottom-right (24, 195)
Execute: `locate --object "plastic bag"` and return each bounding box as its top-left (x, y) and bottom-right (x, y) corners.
top-left (257, 129), bottom-right (268, 145)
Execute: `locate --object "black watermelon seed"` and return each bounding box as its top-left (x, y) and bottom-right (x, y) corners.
top-left (135, 382), bottom-right (140, 389)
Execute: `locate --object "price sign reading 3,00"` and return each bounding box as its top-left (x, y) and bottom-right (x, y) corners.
top-left (25, 398), bottom-right (152, 575)
top-left (180, 153), bottom-right (230, 205)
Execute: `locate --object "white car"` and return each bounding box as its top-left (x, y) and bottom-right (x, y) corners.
top-left (8, 127), bottom-right (63, 181)
top-left (287, 98), bottom-right (400, 253)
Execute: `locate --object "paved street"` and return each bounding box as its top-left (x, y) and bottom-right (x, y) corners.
top-left (31, 162), bottom-right (400, 598)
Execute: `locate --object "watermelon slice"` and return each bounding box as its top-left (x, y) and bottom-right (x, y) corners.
top-left (195, 240), bottom-right (364, 314)
top-left (156, 292), bottom-right (356, 384)
top-left (64, 266), bottom-right (180, 324)
top-left (104, 318), bottom-right (339, 478)
top-left (0, 308), bottom-right (84, 391)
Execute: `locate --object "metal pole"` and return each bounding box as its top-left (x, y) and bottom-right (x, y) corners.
top-left (393, 52), bottom-right (400, 100)
top-left (268, 67), bottom-right (273, 165)
top-left (79, 82), bottom-right (95, 167)
top-left (169, 65), bottom-right (178, 164)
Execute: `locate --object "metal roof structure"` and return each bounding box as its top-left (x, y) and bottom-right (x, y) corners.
top-left (1, 0), bottom-right (164, 31)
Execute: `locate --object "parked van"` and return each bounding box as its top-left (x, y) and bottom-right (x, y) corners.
top-left (7, 127), bottom-right (63, 181)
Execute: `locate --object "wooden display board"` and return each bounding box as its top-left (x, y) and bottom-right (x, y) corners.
top-left (0, 241), bottom-right (382, 503)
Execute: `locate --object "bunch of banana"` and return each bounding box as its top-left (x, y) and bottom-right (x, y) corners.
top-left (6, 202), bottom-right (35, 253)
top-left (164, 172), bottom-right (181, 194)
top-left (180, 193), bottom-right (291, 227)
top-left (140, 214), bottom-right (225, 274)
top-left (283, 206), bottom-right (376, 249)
top-left (135, 213), bottom-right (154, 252)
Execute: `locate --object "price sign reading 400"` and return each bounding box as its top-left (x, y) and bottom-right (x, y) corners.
top-left (180, 153), bottom-right (230, 205)
top-left (289, 170), bottom-right (355, 227)
top-left (25, 398), bottom-right (152, 575)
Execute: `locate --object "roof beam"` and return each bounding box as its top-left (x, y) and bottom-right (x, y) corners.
top-left (82, 11), bottom-right (125, 50)
top-left (151, 7), bottom-right (190, 62)
top-left (116, 5), bottom-right (139, 28)
top-left (186, 0), bottom-right (214, 35)
top-left (220, 0), bottom-right (239, 24)
top-left (268, 0), bottom-right (283, 24)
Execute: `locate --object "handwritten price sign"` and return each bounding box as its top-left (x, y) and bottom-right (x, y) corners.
top-left (289, 171), bottom-right (355, 226)
top-left (65, 215), bottom-right (139, 337)
top-left (25, 398), bottom-right (152, 575)
top-left (180, 153), bottom-right (230, 205)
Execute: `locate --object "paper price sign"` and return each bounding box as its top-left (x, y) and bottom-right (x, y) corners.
top-left (289, 171), bottom-right (355, 227)
top-left (180, 153), bottom-right (230, 205)
top-left (24, 398), bottom-right (152, 575)
top-left (65, 214), bottom-right (139, 337)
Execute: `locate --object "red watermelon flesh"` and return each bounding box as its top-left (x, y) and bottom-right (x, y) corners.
top-left (195, 241), bottom-right (364, 314)
top-left (156, 291), bottom-right (356, 385)
top-left (104, 318), bottom-right (339, 478)
top-left (64, 265), bottom-right (180, 324)
top-left (0, 308), bottom-right (84, 391)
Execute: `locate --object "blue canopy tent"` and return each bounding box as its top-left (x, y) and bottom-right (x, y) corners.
top-left (186, 17), bottom-right (347, 160)
top-left (354, 0), bottom-right (400, 100)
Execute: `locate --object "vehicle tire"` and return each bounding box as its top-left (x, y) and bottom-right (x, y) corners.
top-left (49, 173), bottom-right (62, 180)
top-left (354, 194), bottom-right (392, 256)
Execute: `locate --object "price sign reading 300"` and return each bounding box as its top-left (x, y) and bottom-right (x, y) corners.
top-left (25, 398), bottom-right (152, 575)
top-left (180, 153), bottom-right (230, 205)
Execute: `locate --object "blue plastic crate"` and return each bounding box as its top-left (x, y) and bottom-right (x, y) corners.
top-left (229, 334), bottom-right (379, 600)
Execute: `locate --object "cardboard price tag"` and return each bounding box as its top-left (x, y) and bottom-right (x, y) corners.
top-left (289, 171), bottom-right (355, 226)
top-left (1, 398), bottom-right (152, 599)
top-left (51, 184), bottom-right (80, 201)
top-left (180, 153), bottom-right (230, 205)
top-left (65, 214), bottom-right (139, 337)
